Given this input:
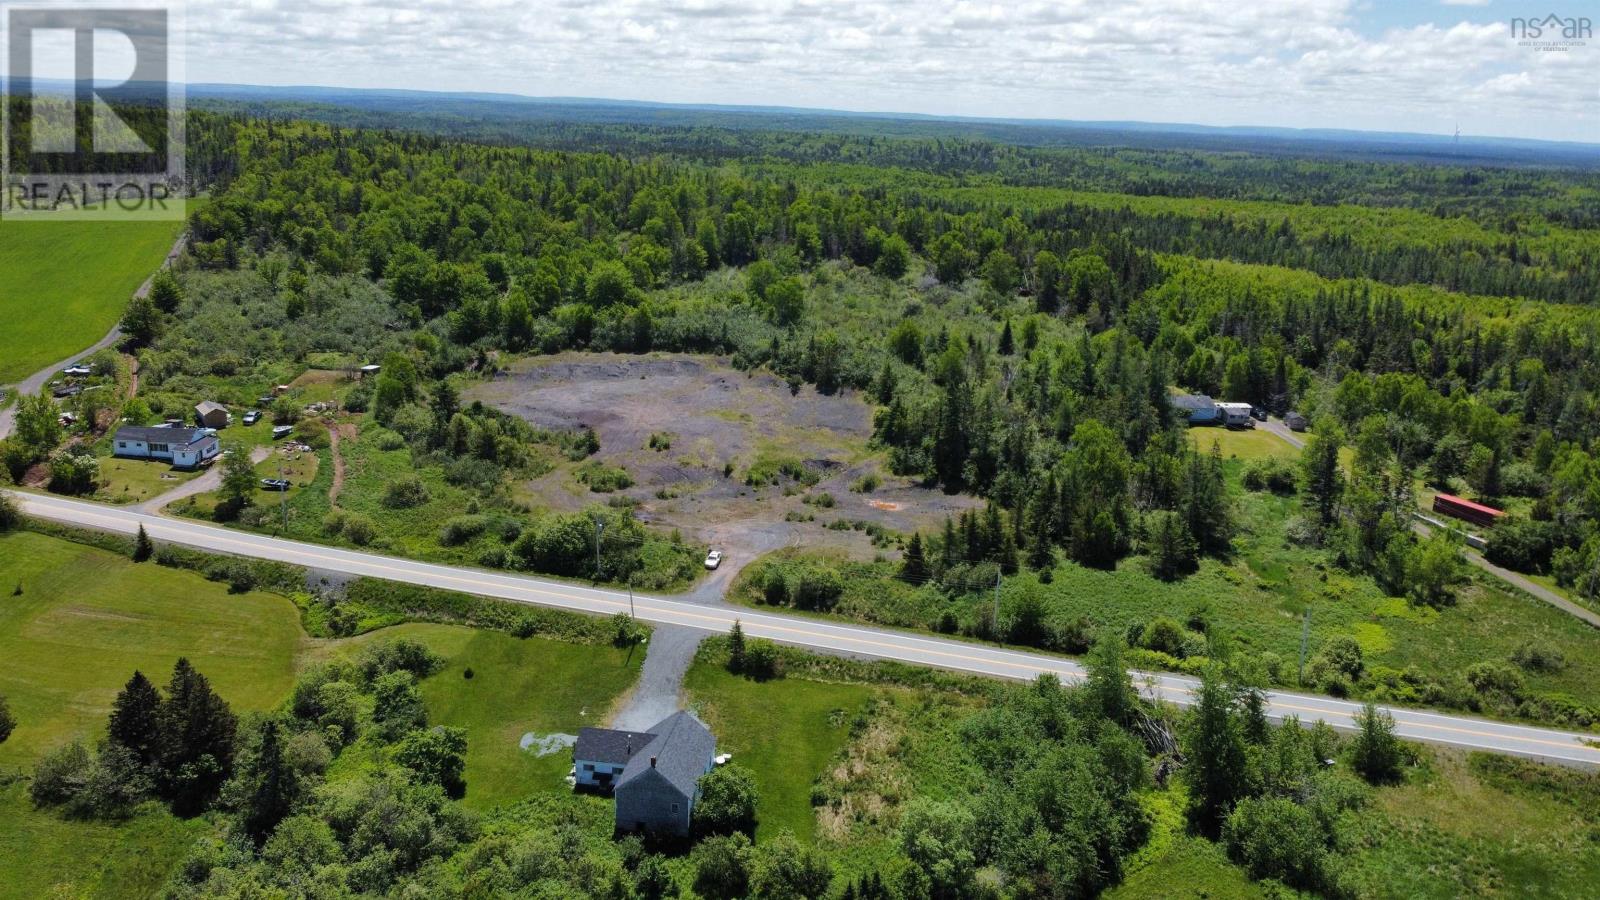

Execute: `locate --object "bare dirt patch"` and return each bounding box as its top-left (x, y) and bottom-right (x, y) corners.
top-left (469, 352), bottom-right (979, 584)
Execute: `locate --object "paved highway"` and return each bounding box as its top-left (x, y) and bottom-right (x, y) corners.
top-left (10, 490), bottom-right (1600, 767)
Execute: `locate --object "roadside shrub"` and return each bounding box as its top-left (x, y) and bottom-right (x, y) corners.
top-left (791, 566), bottom-right (843, 611)
top-left (442, 457), bottom-right (502, 493)
top-left (1485, 518), bottom-right (1559, 574)
top-left (358, 638), bottom-right (443, 682)
top-left (1349, 703), bottom-right (1404, 784)
top-left (803, 492), bottom-right (835, 508)
top-left (341, 513), bottom-right (376, 546)
top-left (647, 432), bottom-right (673, 451)
top-left (0, 493), bottom-right (20, 530)
top-left (761, 568), bottom-right (788, 605)
top-left (741, 639), bottom-right (781, 681)
top-left (439, 515), bottom-right (489, 547)
top-left (1223, 797), bottom-right (1326, 891)
top-left (1510, 641), bottom-right (1567, 673)
top-left (849, 472), bottom-right (880, 493)
top-left (1140, 617), bottom-right (1188, 657)
top-left (383, 477), bottom-right (430, 509)
top-left (1466, 660), bottom-right (1525, 702)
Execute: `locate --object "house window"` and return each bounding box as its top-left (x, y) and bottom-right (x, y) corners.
top-left (582, 764), bottom-right (594, 771)
top-left (671, 803), bottom-right (679, 814)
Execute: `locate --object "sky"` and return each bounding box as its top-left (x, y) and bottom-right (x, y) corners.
top-left (35, 0), bottom-right (1600, 142)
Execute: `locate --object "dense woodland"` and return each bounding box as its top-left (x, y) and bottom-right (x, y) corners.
top-left (137, 111), bottom-right (1600, 607)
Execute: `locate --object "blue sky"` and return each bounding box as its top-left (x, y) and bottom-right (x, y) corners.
top-left (114, 0), bottom-right (1600, 141)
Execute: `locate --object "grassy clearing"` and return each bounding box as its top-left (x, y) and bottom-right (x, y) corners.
top-left (0, 218), bottom-right (185, 384)
top-left (0, 532), bottom-right (304, 767)
top-left (1187, 426), bottom-right (1298, 462)
top-left (0, 786), bottom-right (205, 900)
top-left (313, 622), bottom-right (644, 810)
top-left (0, 530), bottom-right (644, 896)
top-left (684, 661), bottom-right (875, 842)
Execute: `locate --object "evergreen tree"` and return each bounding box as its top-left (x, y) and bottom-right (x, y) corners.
top-left (1083, 632), bottom-right (1137, 726)
top-left (1350, 703), bottom-right (1403, 784)
top-left (132, 524), bottom-right (154, 562)
top-left (1301, 431), bottom-right (1345, 530)
top-left (239, 719), bottom-right (297, 845)
top-left (108, 671), bottom-right (163, 768)
top-left (727, 620), bottom-right (746, 674)
top-left (1184, 666), bottom-right (1251, 835)
top-left (900, 532), bottom-right (928, 584)
top-left (157, 658), bottom-right (238, 816)
top-left (997, 320), bottom-right (1014, 355)
top-left (1147, 510), bottom-right (1198, 581)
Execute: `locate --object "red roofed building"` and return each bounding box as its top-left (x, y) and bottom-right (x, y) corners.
top-left (1432, 493), bottom-right (1504, 529)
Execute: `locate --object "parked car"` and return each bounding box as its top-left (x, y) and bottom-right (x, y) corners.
top-left (260, 478), bottom-right (290, 491)
top-left (1251, 406), bottom-right (1267, 422)
top-left (704, 549), bottom-right (723, 570)
top-left (242, 410), bottom-right (261, 425)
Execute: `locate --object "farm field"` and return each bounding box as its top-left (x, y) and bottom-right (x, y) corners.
top-left (0, 530), bottom-right (644, 897)
top-left (0, 217), bottom-right (185, 384)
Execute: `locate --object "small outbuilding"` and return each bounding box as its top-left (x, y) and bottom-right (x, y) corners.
top-left (1285, 411), bottom-right (1308, 432)
top-left (195, 401), bottom-right (230, 429)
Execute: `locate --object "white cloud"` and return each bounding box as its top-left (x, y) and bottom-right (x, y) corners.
top-left (176, 0), bottom-right (1597, 141)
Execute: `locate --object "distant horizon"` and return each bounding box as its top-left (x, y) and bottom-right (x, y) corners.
top-left (21, 76), bottom-right (1590, 155)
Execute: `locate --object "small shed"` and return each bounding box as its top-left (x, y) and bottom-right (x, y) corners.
top-left (1433, 493), bottom-right (1504, 529)
top-left (358, 364), bottom-right (382, 379)
top-left (1285, 411), bottom-right (1308, 432)
top-left (195, 401), bottom-right (229, 429)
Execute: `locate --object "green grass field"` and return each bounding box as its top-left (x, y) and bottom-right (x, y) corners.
top-left (314, 622), bottom-right (644, 810)
top-left (0, 531), bottom-right (643, 897)
top-left (685, 662), bottom-right (874, 841)
top-left (0, 218), bottom-right (185, 384)
top-left (1187, 426), bottom-right (1299, 462)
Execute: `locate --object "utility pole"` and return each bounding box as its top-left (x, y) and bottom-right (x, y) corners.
top-left (1297, 608), bottom-right (1312, 685)
top-left (628, 571), bottom-right (635, 620)
top-left (993, 568), bottom-right (1002, 638)
top-left (593, 518), bottom-right (606, 576)
top-left (279, 453), bottom-right (288, 533)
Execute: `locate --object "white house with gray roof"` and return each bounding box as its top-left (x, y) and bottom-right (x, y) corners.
top-left (112, 425), bottom-right (221, 470)
top-left (574, 711), bottom-right (715, 836)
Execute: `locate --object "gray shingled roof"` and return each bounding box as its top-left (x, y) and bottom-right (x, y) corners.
top-left (575, 727), bottom-right (656, 765)
top-left (1170, 394), bottom-right (1215, 411)
top-left (195, 401), bottom-right (227, 416)
top-left (616, 711), bottom-right (715, 798)
top-left (114, 425), bottom-right (217, 448)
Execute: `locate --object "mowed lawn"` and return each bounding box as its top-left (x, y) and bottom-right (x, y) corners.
top-left (0, 531), bottom-right (645, 897)
top-left (0, 530), bottom-right (304, 900)
top-left (0, 217), bottom-right (185, 383)
top-left (685, 663), bottom-right (873, 841)
top-left (311, 622), bottom-right (645, 810)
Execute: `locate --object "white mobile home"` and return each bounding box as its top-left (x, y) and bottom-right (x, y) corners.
top-left (1218, 402), bottom-right (1255, 428)
top-left (112, 425), bottom-right (221, 470)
